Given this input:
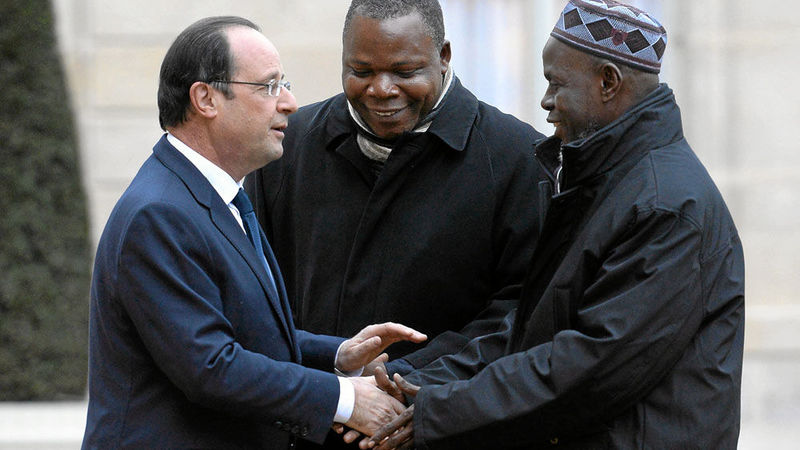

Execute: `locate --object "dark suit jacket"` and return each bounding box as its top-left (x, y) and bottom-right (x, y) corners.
top-left (82, 135), bottom-right (344, 449)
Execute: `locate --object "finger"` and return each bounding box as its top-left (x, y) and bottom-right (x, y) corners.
top-left (374, 365), bottom-right (403, 401)
top-left (393, 374), bottom-right (421, 396)
top-left (360, 323), bottom-right (427, 346)
top-left (370, 405), bottom-right (414, 444)
top-left (375, 424), bottom-right (414, 450)
top-left (341, 336), bottom-right (384, 370)
top-left (353, 335), bottom-right (383, 354)
top-left (343, 429), bottom-right (361, 444)
top-left (377, 322), bottom-right (427, 344)
top-left (369, 419), bottom-right (401, 445)
top-left (332, 423), bottom-right (344, 434)
top-left (397, 437), bottom-right (415, 450)
top-left (362, 354), bottom-right (390, 377)
top-left (358, 434), bottom-right (374, 449)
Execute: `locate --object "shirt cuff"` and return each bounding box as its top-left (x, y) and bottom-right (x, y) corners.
top-left (334, 376), bottom-right (355, 424)
top-left (333, 343), bottom-right (364, 377)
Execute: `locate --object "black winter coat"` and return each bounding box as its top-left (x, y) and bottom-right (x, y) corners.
top-left (246, 78), bottom-right (545, 369)
top-left (406, 85), bottom-right (745, 449)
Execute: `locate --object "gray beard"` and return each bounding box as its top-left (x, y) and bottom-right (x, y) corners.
top-left (574, 120), bottom-right (602, 143)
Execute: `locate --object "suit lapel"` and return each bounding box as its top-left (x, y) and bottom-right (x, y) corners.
top-left (209, 207), bottom-right (298, 358)
top-left (152, 135), bottom-right (297, 355)
top-left (259, 228), bottom-right (300, 357)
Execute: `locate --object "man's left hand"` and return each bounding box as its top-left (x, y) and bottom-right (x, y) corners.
top-left (337, 323), bottom-right (426, 373)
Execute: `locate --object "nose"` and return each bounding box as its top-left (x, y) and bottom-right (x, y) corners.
top-left (367, 73), bottom-right (398, 98)
top-left (541, 91), bottom-right (554, 112)
top-left (278, 88), bottom-right (298, 115)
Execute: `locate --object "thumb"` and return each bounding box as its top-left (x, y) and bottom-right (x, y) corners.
top-left (359, 335), bottom-right (382, 351)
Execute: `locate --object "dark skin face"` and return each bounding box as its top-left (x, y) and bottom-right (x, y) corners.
top-left (342, 12), bottom-right (451, 140)
top-left (540, 38), bottom-right (609, 144)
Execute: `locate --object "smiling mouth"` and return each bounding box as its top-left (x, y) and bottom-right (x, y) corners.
top-left (372, 108), bottom-right (404, 118)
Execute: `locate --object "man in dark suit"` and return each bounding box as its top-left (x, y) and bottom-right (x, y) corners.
top-left (82, 16), bottom-right (426, 449)
top-left (368, 1), bottom-right (745, 449)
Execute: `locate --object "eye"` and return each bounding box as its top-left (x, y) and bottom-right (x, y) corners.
top-left (395, 70), bottom-right (417, 78)
top-left (351, 68), bottom-right (371, 78)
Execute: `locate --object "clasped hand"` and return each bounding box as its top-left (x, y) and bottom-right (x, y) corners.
top-left (333, 323), bottom-right (424, 446)
top-left (336, 364), bottom-right (420, 450)
top-left (365, 366), bottom-right (419, 450)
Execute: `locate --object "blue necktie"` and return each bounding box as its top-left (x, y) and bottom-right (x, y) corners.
top-left (232, 188), bottom-right (279, 300)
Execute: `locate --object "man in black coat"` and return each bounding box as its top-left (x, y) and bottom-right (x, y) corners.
top-left (369, 1), bottom-right (745, 449)
top-left (246, 0), bottom-right (544, 387)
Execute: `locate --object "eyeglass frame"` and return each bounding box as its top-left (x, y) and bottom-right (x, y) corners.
top-left (208, 77), bottom-right (292, 97)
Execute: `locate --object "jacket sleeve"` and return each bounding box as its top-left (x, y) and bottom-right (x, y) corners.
top-left (118, 203), bottom-right (339, 444)
top-left (402, 309), bottom-right (515, 388)
top-left (412, 209), bottom-right (706, 450)
top-left (295, 330), bottom-right (346, 371)
top-left (395, 141), bottom-right (544, 375)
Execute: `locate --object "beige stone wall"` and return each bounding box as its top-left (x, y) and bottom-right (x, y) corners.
top-left (662, 0), bottom-right (800, 442)
top-left (49, 0), bottom-right (800, 446)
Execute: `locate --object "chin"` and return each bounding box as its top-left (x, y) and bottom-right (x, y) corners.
top-left (261, 147), bottom-right (283, 165)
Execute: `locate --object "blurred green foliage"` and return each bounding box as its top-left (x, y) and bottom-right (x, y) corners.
top-left (0, 0), bottom-right (91, 400)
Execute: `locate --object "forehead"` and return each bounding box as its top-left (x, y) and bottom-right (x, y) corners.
top-left (343, 13), bottom-right (437, 63)
top-left (542, 38), bottom-right (593, 74)
top-left (226, 26), bottom-right (282, 78)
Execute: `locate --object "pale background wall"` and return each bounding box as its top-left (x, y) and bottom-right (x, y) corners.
top-left (2, 0), bottom-right (795, 447)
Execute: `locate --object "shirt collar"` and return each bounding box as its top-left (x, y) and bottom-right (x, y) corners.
top-left (166, 133), bottom-right (242, 205)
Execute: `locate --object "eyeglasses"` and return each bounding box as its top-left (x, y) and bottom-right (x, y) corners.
top-left (210, 77), bottom-right (292, 97)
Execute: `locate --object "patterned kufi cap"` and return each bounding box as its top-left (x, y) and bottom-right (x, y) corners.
top-left (551, 0), bottom-right (667, 73)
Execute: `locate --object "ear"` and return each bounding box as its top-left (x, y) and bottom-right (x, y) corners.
top-left (600, 62), bottom-right (623, 103)
top-left (439, 40), bottom-right (452, 73)
top-left (188, 81), bottom-right (218, 119)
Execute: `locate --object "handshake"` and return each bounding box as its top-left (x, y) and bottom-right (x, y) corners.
top-left (333, 323), bottom-right (426, 450)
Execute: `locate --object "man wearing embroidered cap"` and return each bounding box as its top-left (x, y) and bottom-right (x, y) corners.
top-left (368, 1), bottom-right (744, 448)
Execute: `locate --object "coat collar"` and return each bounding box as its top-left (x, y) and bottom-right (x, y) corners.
top-left (536, 84), bottom-right (684, 191)
top-left (321, 76), bottom-right (479, 153)
top-left (152, 134), bottom-right (219, 210)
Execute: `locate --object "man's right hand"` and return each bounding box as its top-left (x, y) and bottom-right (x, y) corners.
top-left (344, 376), bottom-right (406, 436)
